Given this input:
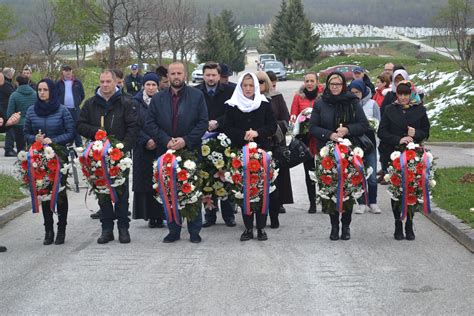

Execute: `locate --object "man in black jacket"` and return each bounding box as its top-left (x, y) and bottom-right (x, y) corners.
top-left (125, 64), bottom-right (143, 96)
top-left (77, 69), bottom-right (138, 244)
top-left (0, 70), bottom-right (16, 156)
top-left (146, 62), bottom-right (208, 243)
top-left (196, 61), bottom-right (236, 228)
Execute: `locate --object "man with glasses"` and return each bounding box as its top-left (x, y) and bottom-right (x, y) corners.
top-left (384, 63), bottom-right (394, 78)
top-left (195, 62), bottom-right (237, 228)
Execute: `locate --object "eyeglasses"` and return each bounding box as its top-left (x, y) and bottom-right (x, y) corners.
top-left (258, 80), bottom-right (265, 84)
top-left (384, 68), bottom-right (393, 71)
top-left (329, 83), bottom-right (343, 87)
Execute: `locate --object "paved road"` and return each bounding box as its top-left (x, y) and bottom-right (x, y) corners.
top-left (1, 55), bottom-right (473, 314)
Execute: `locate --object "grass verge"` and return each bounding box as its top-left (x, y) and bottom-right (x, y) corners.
top-left (432, 167), bottom-right (474, 228)
top-left (0, 174), bottom-right (26, 209)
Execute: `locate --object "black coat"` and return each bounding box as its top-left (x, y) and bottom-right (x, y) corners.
top-left (223, 101), bottom-right (277, 151)
top-left (362, 74), bottom-right (375, 97)
top-left (195, 82), bottom-right (234, 132)
top-left (132, 91), bottom-right (158, 192)
top-left (76, 90), bottom-right (138, 152)
top-left (309, 94), bottom-right (369, 151)
top-left (0, 81), bottom-right (15, 115)
top-left (378, 102), bottom-right (430, 156)
top-left (146, 85), bottom-right (208, 156)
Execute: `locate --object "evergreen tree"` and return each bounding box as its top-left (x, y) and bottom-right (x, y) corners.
top-left (197, 14), bottom-right (219, 63)
top-left (292, 19), bottom-right (320, 68)
top-left (266, 0), bottom-right (290, 64)
top-left (284, 0), bottom-right (306, 64)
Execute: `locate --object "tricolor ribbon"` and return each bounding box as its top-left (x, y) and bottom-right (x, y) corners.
top-left (399, 151), bottom-right (409, 220)
top-left (156, 154), bottom-right (181, 225)
top-left (101, 140), bottom-right (118, 203)
top-left (421, 149), bottom-right (432, 216)
top-left (48, 152), bottom-right (62, 214)
top-left (242, 145), bottom-right (252, 216)
top-left (353, 155), bottom-right (368, 206)
top-left (202, 131), bottom-right (218, 140)
top-left (333, 143), bottom-right (345, 213)
top-left (260, 150), bottom-right (271, 216)
top-left (26, 146), bottom-right (39, 213)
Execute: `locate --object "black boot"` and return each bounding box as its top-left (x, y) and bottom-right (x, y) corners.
top-left (308, 202), bottom-right (317, 214)
top-left (341, 225), bottom-right (351, 240)
top-left (97, 230), bottom-right (114, 244)
top-left (279, 206), bottom-right (286, 214)
top-left (394, 220), bottom-right (404, 240)
top-left (257, 229), bottom-right (268, 241)
top-left (55, 227), bottom-right (66, 245)
top-left (405, 218), bottom-right (415, 240)
top-left (43, 229), bottom-right (54, 245)
top-left (240, 229), bottom-right (254, 241)
top-left (270, 216), bottom-right (280, 229)
top-left (118, 228), bottom-right (131, 243)
top-left (148, 218), bottom-right (157, 228)
top-left (329, 214), bottom-right (339, 240)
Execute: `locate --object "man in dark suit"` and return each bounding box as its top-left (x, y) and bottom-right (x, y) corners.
top-left (146, 62), bottom-right (208, 243)
top-left (195, 61), bottom-right (236, 228)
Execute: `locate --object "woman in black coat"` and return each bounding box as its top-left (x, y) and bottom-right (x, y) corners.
top-left (378, 81), bottom-right (430, 241)
top-left (224, 72), bottom-right (277, 241)
top-left (23, 79), bottom-right (75, 245)
top-left (132, 73), bottom-right (165, 228)
top-left (309, 72), bottom-right (369, 241)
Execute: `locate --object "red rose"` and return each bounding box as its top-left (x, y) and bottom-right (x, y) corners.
top-left (95, 130), bottom-right (107, 141)
top-left (408, 185), bottom-right (415, 194)
top-left (416, 163), bottom-right (424, 175)
top-left (31, 141), bottom-right (43, 151)
top-left (94, 168), bottom-right (104, 177)
top-left (165, 166), bottom-right (173, 176)
top-left (250, 186), bottom-right (259, 197)
top-left (154, 171), bottom-right (159, 181)
top-left (232, 158), bottom-right (242, 169)
top-left (32, 154), bottom-right (42, 163)
top-left (338, 144), bottom-right (348, 154)
top-left (79, 156), bottom-right (86, 164)
top-left (109, 148), bottom-right (123, 161)
top-left (249, 147), bottom-right (257, 154)
top-left (21, 160), bottom-right (28, 170)
top-left (47, 159), bottom-right (58, 171)
top-left (340, 158), bottom-right (349, 170)
top-left (22, 175), bottom-right (29, 184)
top-left (417, 179), bottom-right (423, 188)
top-left (82, 168), bottom-right (90, 177)
top-left (321, 175), bottom-right (333, 185)
top-left (232, 173), bottom-right (242, 183)
top-left (390, 174), bottom-right (401, 186)
top-left (182, 182), bottom-right (192, 194)
top-left (163, 153), bottom-right (173, 163)
top-left (109, 166), bottom-right (120, 177)
top-left (93, 150), bottom-right (102, 161)
top-left (177, 169), bottom-right (188, 181)
top-left (406, 150), bottom-right (416, 161)
top-left (321, 156), bottom-right (335, 170)
top-left (351, 174), bottom-right (362, 186)
top-left (35, 168), bottom-right (46, 180)
top-left (407, 195), bottom-right (417, 205)
top-left (392, 158), bottom-right (401, 170)
top-left (48, 172), bottom-right (55, 182)
top-left (407, 170), bottom-right (415, 182)
top-left (95, 179), bottom-right (106, 187)
top-left (250, 174), bottom-right (259, 184)
top-left (38, 189), bottom-right (48, 196)
top-left (248, 159), bottom-right (261, 172)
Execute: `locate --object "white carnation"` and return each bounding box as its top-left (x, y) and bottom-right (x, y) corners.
top-left (248, 142), bottom-right (257, 149)
top-left (115, 143), bottom-right (124, 149)
top-left (17, 151), bottom-right (28, 161)
top-left (406, 142), bottom-right (419, 150)
top-left (75, 147), bottom-right (84, 154)
top-left (320, 146), bottom-right (329, 157)
top-left (429, 179), bottom-right (436, 187)
top-left (176, 156), bottom-right (182, 162)
top-left (353, 147), bottom-right (364, 158)
top-left (390, 151), bottom-right (401, 161)
top-left (384, 174), bottom-right (390, 182)
top-left (184, 160), bottom-right (196, 170)
top-left (234, 191), bottom-right (244, 199)
top-left (338, 138), bottom-right (352, 146)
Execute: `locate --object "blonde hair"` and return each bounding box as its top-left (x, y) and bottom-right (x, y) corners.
top-left (256, 71), bottom-right (272, 94)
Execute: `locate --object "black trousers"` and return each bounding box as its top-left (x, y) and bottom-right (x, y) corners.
top-left (242, 211), bottom-right (267, 230)
top-left (329, 210), bottom-right (352, 226)
top-left (303, 158), bottom-right (316, 205)
top-left (132, 192), bottom-right (164, 220)
top-left (42, 191), bottom-right (68, 231)
top-left (13, 126), bottom-right (26, 152)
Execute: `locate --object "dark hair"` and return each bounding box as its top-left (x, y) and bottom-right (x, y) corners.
top-left (203, 62), bottom-right (221, 75)
top-left (16, 75), bottom-right (29, 86)
top-left (156, 65), bottom-right (168, 77)
top-left (393, 65), bottom-right (406, 72)
top-left (377, 73), bottom-right (391, 87)
top-left (266, 70), bottom-right (277, 82)
top-left (396, 82), bottom-right (411, 95)
top-left (112, 69), bottom-right (124, 79)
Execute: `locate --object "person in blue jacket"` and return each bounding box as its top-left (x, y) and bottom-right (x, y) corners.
top-left (24, 78), bottom-right (75, 246)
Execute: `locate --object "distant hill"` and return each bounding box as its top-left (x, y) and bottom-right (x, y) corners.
top-left (0, 0), bottom-right (448, 27)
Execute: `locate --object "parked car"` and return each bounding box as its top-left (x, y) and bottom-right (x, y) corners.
top-left (191, 63), bottom-right (205, 83)
top-left (262, 61), bottom-right (287, 81)
top-left (256, 54), bottom-right (276, 70)
top-left (318, 64), bottom-right (360, 82)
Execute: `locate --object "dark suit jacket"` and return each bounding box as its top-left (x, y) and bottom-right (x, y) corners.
top-left (146, 85), bottom-right (208, 156)
top-left (195, 82), bottom-right (234, 132)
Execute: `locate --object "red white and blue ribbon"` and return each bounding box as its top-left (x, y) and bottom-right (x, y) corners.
top-left (101, 140), bottom-right (118, 203)
top-left (156, 154), bottom-right (181, 225)
top-left (202, 131), bottom-right (218, 140)
top-left (49, 152), bottom-right (62, 213)
top-left (421, 150), bottom-right (432, 216)
top-left (333, 143), bottom-right (345, 213)
top-left (353, 155), bottom-right (368, 206)
top-left (399, 151), bottom-right (409, 220)
top-left (242, 145), bottom-right (252, 216)
top-left (260, 150), bottom-right (271, 215)
top-left (26, 146), bottom-right (40, 214)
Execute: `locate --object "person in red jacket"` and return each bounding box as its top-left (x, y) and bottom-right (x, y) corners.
top-left (290, 72), bottom-right (324, 213)
top-left (372, 73), bottom-right (391, 107)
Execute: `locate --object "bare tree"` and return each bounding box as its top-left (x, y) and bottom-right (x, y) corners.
top-left (433, 0), bottom-right (474, 78)
top-left (30, 0), bottom-right (64, 75)
top-left (82, 0), bottom-right (134, 68)
top-left (150, 0), bottom-right (170, 66)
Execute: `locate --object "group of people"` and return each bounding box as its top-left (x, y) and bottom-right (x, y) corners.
top-left (0, 59), bottom-right (430, 252)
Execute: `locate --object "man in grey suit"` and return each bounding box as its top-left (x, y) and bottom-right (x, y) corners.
top-left (146, 62), bottom-right (208, 243)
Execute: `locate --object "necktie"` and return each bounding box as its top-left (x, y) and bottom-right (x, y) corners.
top-left (208, 90), bottom-right (215, 96)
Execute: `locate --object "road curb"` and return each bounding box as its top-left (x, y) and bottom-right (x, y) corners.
top-left (426, 142), bottom-right (474, 148)
top-left (0, 198), bottom-right (31, 226)
top-left (424, 202), bottom-right (474, 253)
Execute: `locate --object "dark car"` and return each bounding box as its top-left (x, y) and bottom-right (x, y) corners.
top-left (262, 61), bottom-right (287, 81)
top-left (318, 64), bottom-right (360, 82)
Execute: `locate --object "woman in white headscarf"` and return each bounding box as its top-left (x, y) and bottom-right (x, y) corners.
top-left (223, 72), bottom-right (277, 242)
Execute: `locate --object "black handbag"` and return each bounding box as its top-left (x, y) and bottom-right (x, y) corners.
top-left (351, 134), bottom-right (374, 154)
top-left (275, 137), bottom-right (312, 169)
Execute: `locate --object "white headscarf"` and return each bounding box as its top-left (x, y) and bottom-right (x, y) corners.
top-left (392, 69), bottom-right (410, 92)
top-left (225, 72), bottom-right (268, 113)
